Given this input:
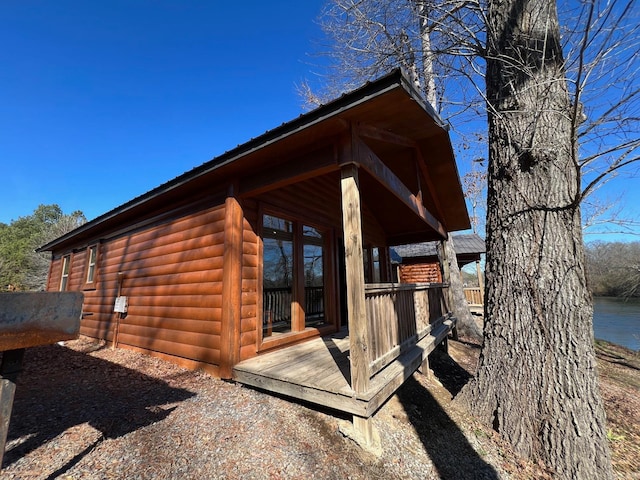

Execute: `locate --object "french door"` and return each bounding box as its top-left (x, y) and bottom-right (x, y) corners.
top-left (262, 213), bottom-right (331, 340)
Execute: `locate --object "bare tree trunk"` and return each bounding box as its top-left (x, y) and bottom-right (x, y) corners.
top-left (439, 236), bottom-right (482, 340)
top-left (458, 0), bottom-right (613, 477)
top-left (414, 0), bottom-right (437, 110)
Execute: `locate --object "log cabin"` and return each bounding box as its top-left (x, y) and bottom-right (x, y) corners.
top-left (38, 69), bottom-right (470, 445)
top-left (392, 233), bottom-right (485, 283)
top-left (393, 233), bottom-right (486, 317)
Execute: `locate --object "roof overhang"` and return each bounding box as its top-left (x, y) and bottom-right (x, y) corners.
top-left (39, 69), bottom-right (470, 253)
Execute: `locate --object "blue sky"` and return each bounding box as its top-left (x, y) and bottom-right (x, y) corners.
top-left (1, 1), bottom-right (638, 241)
top-left (1, 1), bottom-right (326, 224)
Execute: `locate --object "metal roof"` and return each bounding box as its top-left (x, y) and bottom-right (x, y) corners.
top-left (392, 233), bottom-right (486, 261)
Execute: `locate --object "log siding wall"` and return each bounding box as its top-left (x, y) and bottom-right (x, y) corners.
top-left (398, 262), bottom-right (442, 283)
top-left (47, 204), bottom-right (228, 373)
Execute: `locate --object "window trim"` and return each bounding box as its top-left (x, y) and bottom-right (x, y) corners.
top-left (84, 244), bottom-right (99, 289)
top-left (59, 255), bottom-right (71, 291)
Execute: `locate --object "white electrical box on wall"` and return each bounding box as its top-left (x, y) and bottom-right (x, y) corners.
top-left (114, 296), bottom-right (128, 313)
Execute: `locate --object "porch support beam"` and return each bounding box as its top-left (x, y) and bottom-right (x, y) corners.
top-left (239, 145), bottom-right (338, 197)
top-left (355, 123), bottom-right (448, 232)
top-left (340, 164), bottom-right (370, 394)
top-left (351, 135), bottom-right (447, 239)
top-left (413, 148), bottom-right (447, 222)
top-left (354, 123), bottom-right (417, 149)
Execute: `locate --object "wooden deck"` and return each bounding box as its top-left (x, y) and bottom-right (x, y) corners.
top-left (232, 315), bottom-right (455, 418)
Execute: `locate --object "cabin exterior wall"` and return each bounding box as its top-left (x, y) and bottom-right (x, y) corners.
top-left (242, 172), bottom-right (391, 355)
top-left (47, 203), bottom-right (232, 374)
top-left (398, 261), bottom-right (442, 283)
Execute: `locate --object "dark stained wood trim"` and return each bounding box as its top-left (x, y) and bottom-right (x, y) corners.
top-left (292, 222), bottom-right (305, 332)
top-left (351, 135), bottom-right (447, 239)
top-left (336, 131), bottom-right (353, 167)
top-left (220, 191), bottom-right (244, 378)
top-left (256, 203), bottom-right (265, 349)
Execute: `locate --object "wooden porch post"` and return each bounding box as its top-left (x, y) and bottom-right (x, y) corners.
top-left (340, 164), bottom-right (376, 447)
top-left (220, 189), bottom-right (243, 379)
top-left (340, 164), bottom-right (369, 393)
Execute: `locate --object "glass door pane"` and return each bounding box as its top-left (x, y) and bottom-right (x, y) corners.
top-left (303, 225), bottom-right (326, 328)
top-left (263, 215), bottom-right (294, 336)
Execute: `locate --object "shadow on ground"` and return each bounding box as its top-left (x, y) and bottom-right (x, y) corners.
top-left (396, 347), bottom-right (498, 480)
top-left (4, 344), bottom-right (195, 474)
top-left (429, 343), bottom-right (475, 396)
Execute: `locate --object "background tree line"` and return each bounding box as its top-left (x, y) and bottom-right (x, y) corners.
top-left (586, 241), bottom-right (640, 298)
top-left (0, 204), bottom-right (85, 291)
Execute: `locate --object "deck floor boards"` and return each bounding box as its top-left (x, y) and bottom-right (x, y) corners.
top-left (232, 318), bottom-right (454, 417)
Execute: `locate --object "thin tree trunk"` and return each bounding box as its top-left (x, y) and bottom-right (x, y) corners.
top-left (439, 236), bottom-right (482, 339)
top-left (414, 0), bottom-right (437, 110)
top-left (412, 1), bottom-right (478, 339)
top-left (458, 0), bottom-right (613, 477)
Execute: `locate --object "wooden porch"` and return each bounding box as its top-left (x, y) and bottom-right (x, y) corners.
top-left (233, 283), bottom-right (455, 418)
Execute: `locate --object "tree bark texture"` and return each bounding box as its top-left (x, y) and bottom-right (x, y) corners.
top-left (458, 0), bottom-right (613, 478)
top-left (439, 237), bottom-right (482, 340)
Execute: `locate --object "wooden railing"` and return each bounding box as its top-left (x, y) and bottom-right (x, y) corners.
top-left (364, 283), bottom-right (448, 376)
top-left (263, 286), bottom-right (325, 333)
top-left (463, 287), bottom-right (483, 305)
top-left (263, 287), bottom-right (293, 329)
top-left (304, 286), bottom-right (325, 318)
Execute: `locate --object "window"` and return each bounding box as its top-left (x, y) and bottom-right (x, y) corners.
top-left (371, 247), bottom-right (381, 283)
top-left (60, 255), bottom-right (71, 291)
top-left (262, 213), bottom-right (330, 340)
top-left (85, 245), bottom-right (98, 285)
top-left (302, 225), bottom-right (325, 328)
top-left (363, 246), bottom-right (382, 283)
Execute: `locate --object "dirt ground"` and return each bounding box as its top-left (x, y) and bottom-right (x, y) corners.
top-left (1, 336), bottom-right (637, 479)
top-left (593, 340), bottom-right (640, 477)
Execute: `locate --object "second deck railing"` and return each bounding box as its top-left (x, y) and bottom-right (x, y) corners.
top-left (463, 287), bottom-right (483, 305)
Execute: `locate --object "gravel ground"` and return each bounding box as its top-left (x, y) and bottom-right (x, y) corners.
top-left (2, 338), bottom-right (551, 479)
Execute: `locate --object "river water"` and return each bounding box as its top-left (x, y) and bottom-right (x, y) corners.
top-left (593, 296), bottom-right (640, 351)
